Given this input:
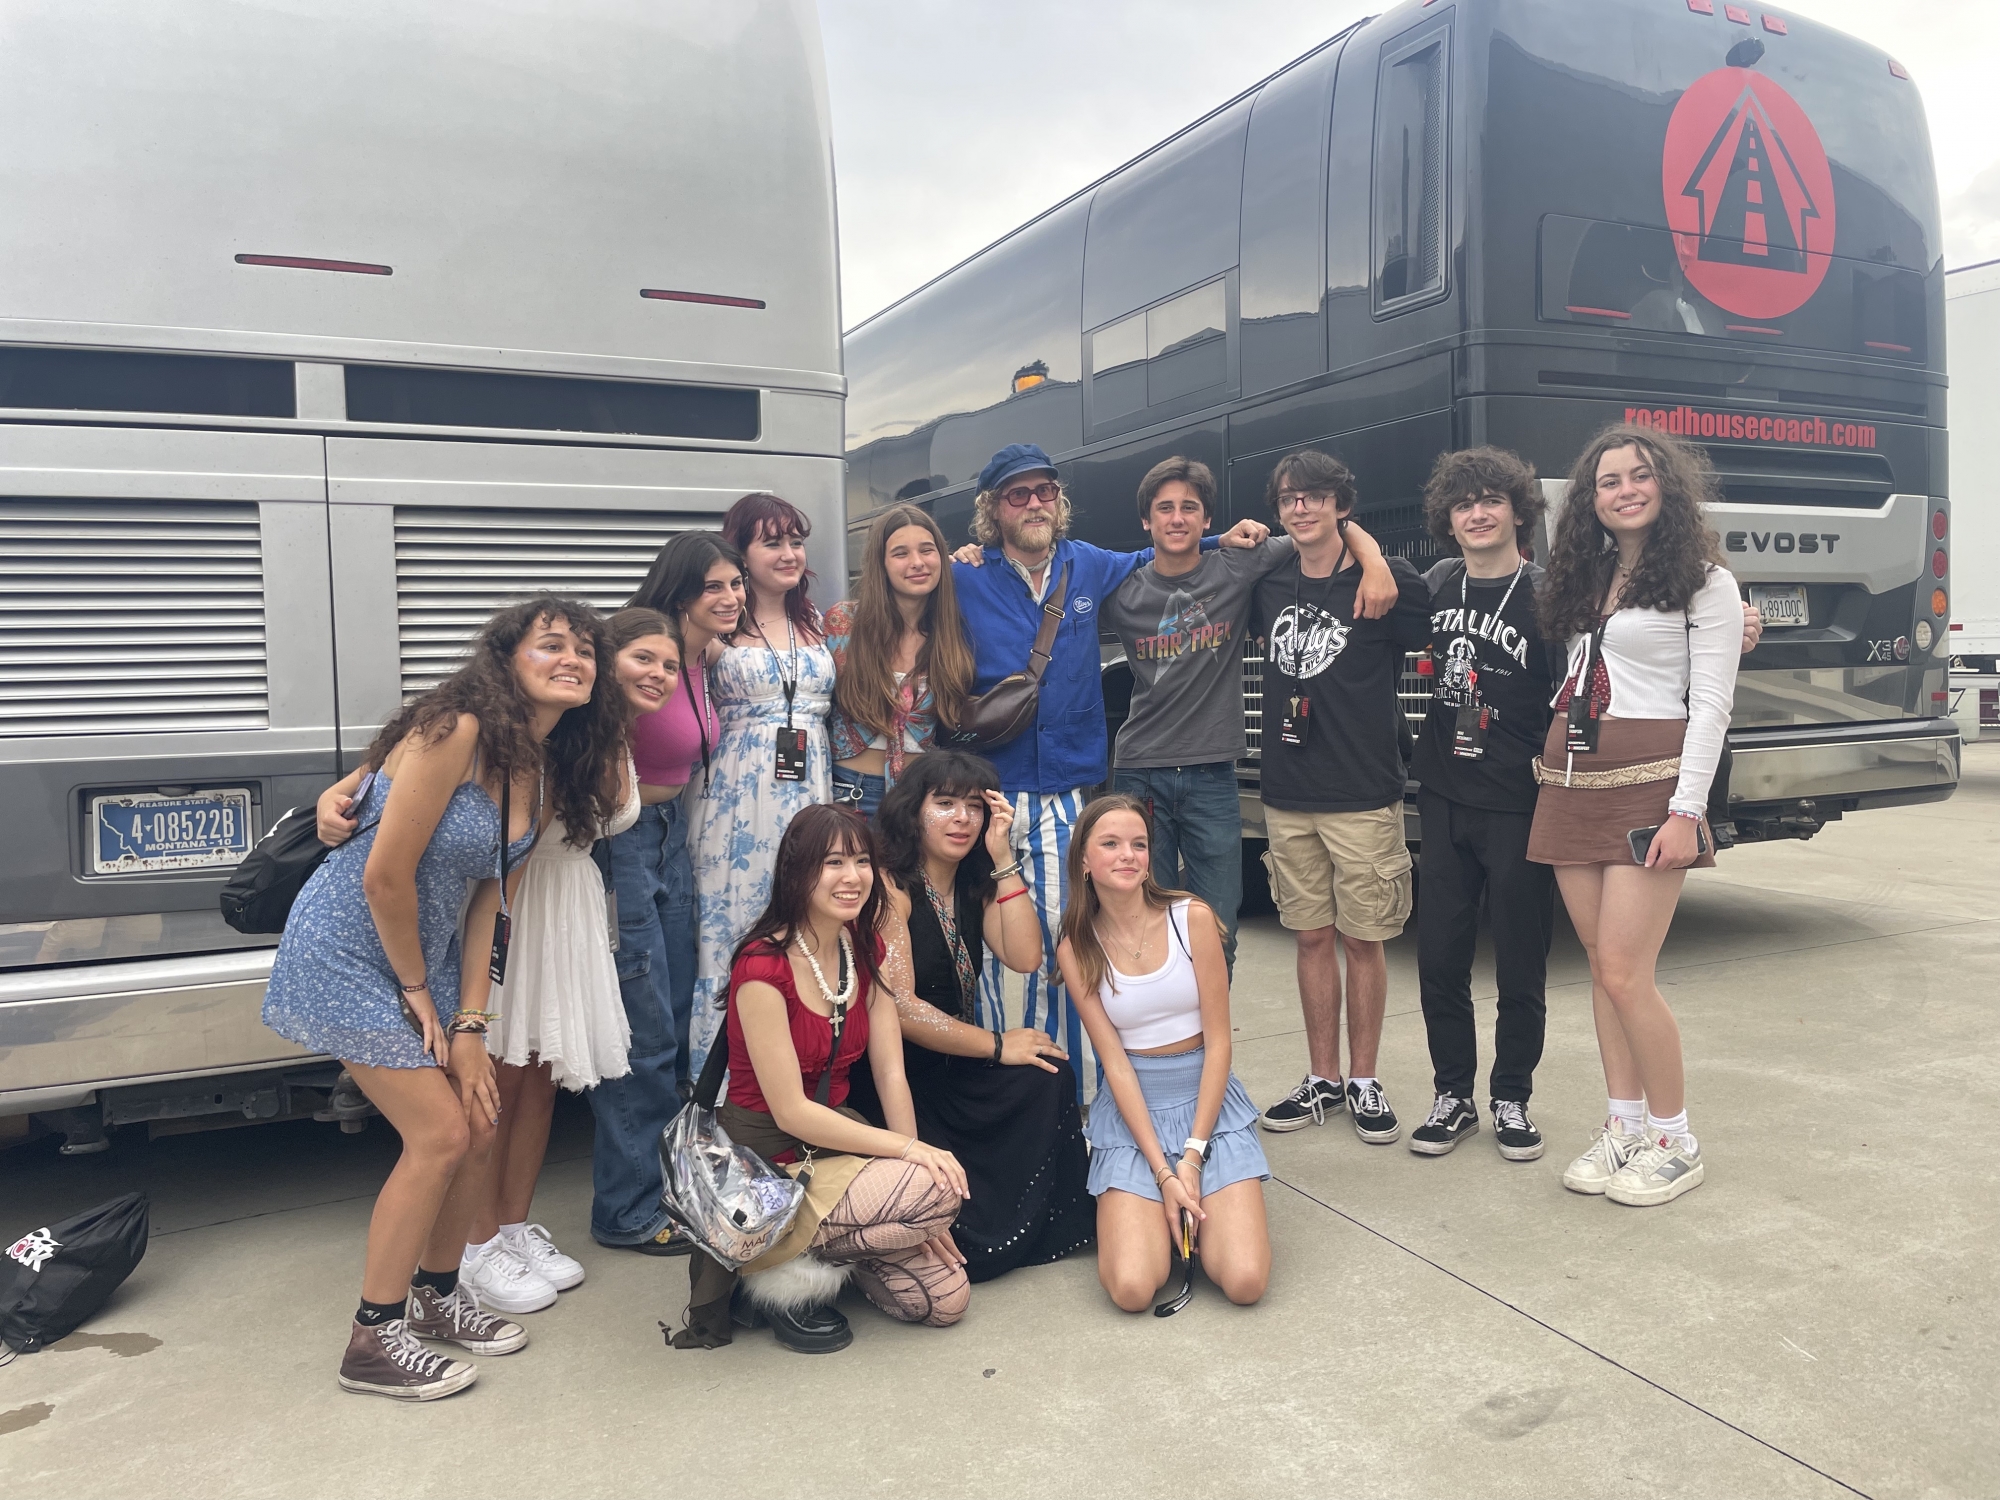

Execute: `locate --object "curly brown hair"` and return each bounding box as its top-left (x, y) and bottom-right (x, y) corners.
top-left (1423, 446), bottom-right (1543, 551)
top-left (362, 596), bottom-right (625, 850)
top-left (1538, 423), bottom-right (1725, 643)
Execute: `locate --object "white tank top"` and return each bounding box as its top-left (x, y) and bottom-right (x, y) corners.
top-left (1095, 899), bottom-right (1201, 1051)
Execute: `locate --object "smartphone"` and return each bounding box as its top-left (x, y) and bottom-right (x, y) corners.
top-left (1628, 822), bottom-right (1709, 864)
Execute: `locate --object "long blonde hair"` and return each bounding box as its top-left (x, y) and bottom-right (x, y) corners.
top-left (836, 504), bottom-right (974, 735)
top-left (1060, 794), bottom-right (1196, 1000)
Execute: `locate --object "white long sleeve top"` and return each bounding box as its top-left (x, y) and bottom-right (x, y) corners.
top-left (1555, 565), bottom-right (1742, 818)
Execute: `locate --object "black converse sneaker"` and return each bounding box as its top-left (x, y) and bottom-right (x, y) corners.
top-left (1259, 1075), bottom-right (1344, 1132)
top-left (1491, 1100), bottom-right (1545, 1161)
top-left (1408, 1094), bottom-right (1479, 1155)
top-left (1347, 1079), bottom-right (1401, 1143)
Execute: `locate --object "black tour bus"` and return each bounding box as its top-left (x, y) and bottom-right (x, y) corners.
top-left (843, 0), bottom-right (1960, 855)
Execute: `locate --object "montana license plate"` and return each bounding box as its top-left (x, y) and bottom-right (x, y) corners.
top-left (91, 789), bottom-right (255, 875)
top-left (1749, 583), bottom-right (1809, 627)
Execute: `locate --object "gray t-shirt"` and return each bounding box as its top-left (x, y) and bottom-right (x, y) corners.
top-left (1103, 537), bottom-right (1296, 769)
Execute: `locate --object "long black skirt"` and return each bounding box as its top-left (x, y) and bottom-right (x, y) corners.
top-left (849, 1046), bottom-right (1095, 1284)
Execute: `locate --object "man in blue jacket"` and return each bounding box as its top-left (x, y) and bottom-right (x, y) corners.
top-left (952, 443), bottom-right (1267, 1097)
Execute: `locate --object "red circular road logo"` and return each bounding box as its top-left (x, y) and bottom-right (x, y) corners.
top-left (1662, 68), bottom-right (1836, 321)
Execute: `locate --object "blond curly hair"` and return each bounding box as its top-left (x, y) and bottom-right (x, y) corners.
top-left (971, 480), bottom-right (1074, 548)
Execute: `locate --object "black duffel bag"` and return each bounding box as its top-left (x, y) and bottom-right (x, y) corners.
top-left (1, 1191), bottom-right (150, 1356)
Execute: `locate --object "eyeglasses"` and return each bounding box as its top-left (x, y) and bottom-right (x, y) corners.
top-left (1275, 489), bottom-right (1337, 511)
top-left (998, 481), bottom-right (1061, 509)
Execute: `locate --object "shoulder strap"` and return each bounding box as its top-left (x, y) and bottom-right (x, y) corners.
top-left (1167, 899), bottom-right (1190, 961)
top-left (1023, 561), bottom-right (1070, 685)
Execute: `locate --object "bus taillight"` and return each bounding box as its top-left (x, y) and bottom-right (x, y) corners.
top-left (1932, 510), bottom-right (1948, 540)
top-left (1933, 589), bottom-right (1949, 618)
top-left (1932, 549), bottom-right (1948, 578)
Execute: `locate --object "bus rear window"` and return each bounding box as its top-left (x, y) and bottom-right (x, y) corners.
top-left (1539, 215), bottom-right (1928, 362)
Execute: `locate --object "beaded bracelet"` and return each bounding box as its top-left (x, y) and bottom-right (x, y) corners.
top-left (990, 860), bottom-right (1024, 883)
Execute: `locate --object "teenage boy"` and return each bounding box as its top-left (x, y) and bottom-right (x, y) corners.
top-left (1405, 448), bottom-right (1560, 1160)
top-left (1103, 455), bottom-right (1397, 972)
top-left (1407, 448), bottom-right (1764, 1161)
top-left (951, 443), bottom-right (1269, 1098)
top-left (1253, 450), bottom-right (1431, 1144)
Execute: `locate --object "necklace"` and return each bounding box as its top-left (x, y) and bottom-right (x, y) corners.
top-left (1096, 914), bottom-right (1153, 966)
top-left (920, 870), bottom-right (978, 1017)
top-left (794, 927), bottom-right (857, 1012)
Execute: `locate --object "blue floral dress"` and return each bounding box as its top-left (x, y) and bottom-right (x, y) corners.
top-left (261, 773), bottom-right (537, 1069)
top-left (686, 636), bottom-right (834, 1071)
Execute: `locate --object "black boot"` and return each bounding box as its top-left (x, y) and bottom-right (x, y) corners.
top-left (731, 1283), bottom-right (852, 1354)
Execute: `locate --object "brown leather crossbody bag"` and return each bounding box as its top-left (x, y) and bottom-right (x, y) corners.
top-left (940, 561), bottom-right (1069, 751)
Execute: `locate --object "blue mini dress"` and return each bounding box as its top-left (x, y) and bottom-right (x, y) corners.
top-left (261, 772), bottom-right (536, 1069)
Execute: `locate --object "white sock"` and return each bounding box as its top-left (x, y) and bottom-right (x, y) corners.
top-left (1609, 1097), bottom-right (1646, 1135)
top-left (498, 1221), bottom-right (526, 1241)
top-left (464, 1232), bottom-right (502, 1264)
top-left (1309, 1072), bottom-right (1341, 1089)
top-left (1348, 1075), bottom-right (1377, 1093)
top-left (1646, 1110), bottom-right (1694, 1152)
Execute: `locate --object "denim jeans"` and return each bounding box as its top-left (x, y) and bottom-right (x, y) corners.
top-left (1113, 761), bottom-right (1244, 972)
top-left (588, 797), bottom-right (697, 1246)
top-left (830, 764), bottom-right (886, 821)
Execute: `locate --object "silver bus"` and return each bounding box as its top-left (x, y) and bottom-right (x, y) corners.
top-left (0, 0), bottom-right (845, 1149)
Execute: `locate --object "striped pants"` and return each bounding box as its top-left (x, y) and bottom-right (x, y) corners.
top-left (978, 787), bottom-right (1094, 1104)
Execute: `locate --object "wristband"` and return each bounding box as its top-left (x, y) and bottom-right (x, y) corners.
top-left (1667, 808), bottom-right (1703, 822)
top-left (1153, 1163), bottom-right (1175, 1186)
top-left (990, 1030), bottom-right (1004, 1065)
top-left (996, 886), bottom-right (1029, 905)
top-left (399, 977), bottom-right (429, 993)
top-left (1183, 1136), bottom-right (1210, 1162)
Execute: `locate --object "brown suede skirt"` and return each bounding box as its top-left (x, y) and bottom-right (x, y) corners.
top-left (1526, 717), bottom-right (1716, 869)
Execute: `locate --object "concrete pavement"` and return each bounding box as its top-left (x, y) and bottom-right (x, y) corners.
top-left (4, 745), bottom-right (1996, 1498)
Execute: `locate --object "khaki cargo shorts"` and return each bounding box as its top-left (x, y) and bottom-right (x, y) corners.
top-left (1261, 803), bottom-right (1413, 941)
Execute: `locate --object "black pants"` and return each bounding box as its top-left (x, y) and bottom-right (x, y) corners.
top-left (1416, 788), bottom-right (1554, 1104)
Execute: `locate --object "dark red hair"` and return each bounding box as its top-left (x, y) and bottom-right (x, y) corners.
top-left (722, 491), bottom-right (819, 637)
top-left (733, 805), bottom-right (884, 993)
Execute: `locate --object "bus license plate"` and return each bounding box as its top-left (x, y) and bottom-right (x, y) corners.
top-left (91, 789), bottom-right (255, 875)
top-left (1749, 584), bottom-right (1809, 627)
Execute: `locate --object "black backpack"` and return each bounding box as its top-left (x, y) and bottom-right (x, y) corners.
top-left (1, 1192), bottom-right (150, 1355)
top-left (218, 805), bottom-right (339, 934)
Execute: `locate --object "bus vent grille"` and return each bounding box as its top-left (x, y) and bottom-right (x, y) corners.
top-left (394, 507), bottom-right (703, 695)
top-left (1239, 650), bottom-right (1431, 760)
top-left (0, 499), bottom-right (267, 737)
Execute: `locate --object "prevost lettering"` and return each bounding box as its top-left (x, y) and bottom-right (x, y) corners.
top-left (1624, 406), bottom-right (1877, 449)
top-left (1725, 530), bottom-right (1839, 554)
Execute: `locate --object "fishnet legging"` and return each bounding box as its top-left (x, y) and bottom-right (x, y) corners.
top-left (809, 1159), bottom-right (969, 1327)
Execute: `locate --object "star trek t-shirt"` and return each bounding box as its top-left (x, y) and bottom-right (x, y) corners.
top-left (1104, 538), bottom-right (1295, 769)
top-left (1252, 554), bottom-right (1432, 814)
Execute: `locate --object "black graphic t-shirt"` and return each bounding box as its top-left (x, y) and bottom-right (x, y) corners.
top-left (1411, 558), bottom-right (1561, 815)
top-left (1252, 554), bottom-right (1432, 814)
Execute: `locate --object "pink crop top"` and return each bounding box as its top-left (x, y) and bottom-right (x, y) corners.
top-left (631, 669), bottom-right (712, 788)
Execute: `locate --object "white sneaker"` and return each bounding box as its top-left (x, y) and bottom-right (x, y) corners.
top-left (1606, 1134), bottom-right (1706, 1207)
top-left (1561, 1117), bottom-right (1647, 1195)
top-left (501, 1223), bottom-right (585, 1292)
top-left (459, 1241), bottom-right (557, 1313)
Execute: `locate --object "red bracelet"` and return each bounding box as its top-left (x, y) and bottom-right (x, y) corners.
top-left (996, 886), bottom-right (1029, 905)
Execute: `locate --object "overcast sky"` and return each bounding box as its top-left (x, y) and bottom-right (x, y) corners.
top-left (821, 0), bottom-right (2000, 327)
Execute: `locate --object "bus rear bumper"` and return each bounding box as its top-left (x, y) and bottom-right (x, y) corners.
top-left (0, 949), bottom-right (322, 1117)
top-left (1724, 718), bottom-right (1960, 838)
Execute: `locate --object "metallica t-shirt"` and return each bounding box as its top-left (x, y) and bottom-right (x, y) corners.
top-left (1105, 538), bottom-right (1295, 769)
top-left (1252, 553), bottom-right (1432, 814)
top-left (1411, 558), bottom-right (1560, 815)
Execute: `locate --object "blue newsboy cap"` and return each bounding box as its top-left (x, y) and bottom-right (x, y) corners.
top-left (977, 443), bottom-right (1059, 494)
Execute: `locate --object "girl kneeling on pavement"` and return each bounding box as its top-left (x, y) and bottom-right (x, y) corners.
top-left (1056, 794), bottom-right (1271, 1312)
top-left (1529, 422), bottom-right (1741, 1207)
top-left (672, 805), bottom-right (971, 1353)
top-left (263, 596), bottom-right (626, 1400)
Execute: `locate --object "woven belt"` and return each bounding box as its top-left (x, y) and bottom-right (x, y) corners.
top-left (1531, 754), bottom-right (1682, 789)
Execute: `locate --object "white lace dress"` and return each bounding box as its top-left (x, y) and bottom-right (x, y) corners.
top-left (488, 764), bottom-right (643, 1090)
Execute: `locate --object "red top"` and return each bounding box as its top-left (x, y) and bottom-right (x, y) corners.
top-left (725, 934), bottom-right (881, 1115)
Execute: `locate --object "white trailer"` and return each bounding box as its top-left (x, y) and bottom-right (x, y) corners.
top-left (1946, 260), bottom-right (1999, 733)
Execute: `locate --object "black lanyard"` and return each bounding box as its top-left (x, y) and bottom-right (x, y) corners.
top-left (682, 658), bottom-right (713, 794)
top-left (765, 615), bottom-right (799, 730)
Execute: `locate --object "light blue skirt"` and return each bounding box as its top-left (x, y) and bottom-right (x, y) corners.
top-left (1086, 1047), bottom-right (1269, 1201)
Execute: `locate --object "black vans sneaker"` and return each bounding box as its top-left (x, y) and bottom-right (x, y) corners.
top-left (1491, 1100), bottom-right (1545, 1161)
top-left (1259, 1076), bottom-right (1344, 1133)
top-left (1408, 1094), bottom-right (1479, 1156)
top-left (1347, 1079), bottom-right (1401, 1144)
